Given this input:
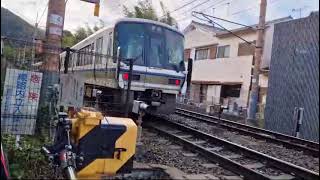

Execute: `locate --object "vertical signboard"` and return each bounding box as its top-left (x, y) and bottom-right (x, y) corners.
top-left (59, 73), bottom-right (84, 109)
top-left (1, 69), bottom-right (43, 135)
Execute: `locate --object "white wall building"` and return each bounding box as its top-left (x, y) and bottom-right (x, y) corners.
top-left (183, 17), bottom-right (291, 114)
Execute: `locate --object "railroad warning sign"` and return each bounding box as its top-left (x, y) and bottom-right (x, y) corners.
top-left (1, 69), bottom-right (43, 135)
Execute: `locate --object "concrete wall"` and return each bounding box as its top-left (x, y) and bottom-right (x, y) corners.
top-left (191, 56), bottom-right (253, 107)
top-left (184, 27), bottom-right (217, 49)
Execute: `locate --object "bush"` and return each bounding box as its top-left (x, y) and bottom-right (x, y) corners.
top-left (1, 134), bottom-right (56, 179)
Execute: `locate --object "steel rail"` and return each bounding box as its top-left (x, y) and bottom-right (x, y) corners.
top-left (147, 116), bottom-right (319, 180)
top-left (175, 108), bottom-right (319, 156)
top-left (146, 124), bottom-right (270, 180)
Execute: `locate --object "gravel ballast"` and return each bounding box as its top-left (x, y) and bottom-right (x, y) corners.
top-left (166, 114), bottom-right (319, 173)
top-left (136, 129), bottom-right (239, 179)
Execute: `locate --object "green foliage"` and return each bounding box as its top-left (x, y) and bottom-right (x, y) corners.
top-left (124, 0), bottom-right (158, 21)
top-left (3, 45), bottom-right (16, 60)
top-left (159, 1), bottom-right (178, 27)
top-left (123, 0), bottom-right (178, 27)
top-left (62, 30), bottom-right (76, 48)
top-left (1, 134), bottom-right (55, 179)
top-left (62, 21), bottom-right (105, 47)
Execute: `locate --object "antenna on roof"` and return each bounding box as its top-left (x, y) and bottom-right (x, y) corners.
top-left (292, 6), bottom-right (309, 19)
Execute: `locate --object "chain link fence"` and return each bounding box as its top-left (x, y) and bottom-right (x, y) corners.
top-left (1, 37), bottom-right (62, 136)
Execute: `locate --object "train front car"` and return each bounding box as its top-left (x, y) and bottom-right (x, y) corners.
top-left (114, 19), bottom-right (186, 115)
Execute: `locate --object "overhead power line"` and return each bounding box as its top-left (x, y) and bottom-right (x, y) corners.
top-left (192, 11), bottom-right (254, 28)
top-left (192, 11), bottom-right (255, 46)
top-left (178, 0), bottom-right (213, 16)
top-left (175, 0), bottom-right (218, 21)
top-left (159, 0), bottom-right (201, 18)
top-left (176, 0), bottom-right (232, 22)
top-left (37, 1), bottom-right (49, 25)
top-left (171, 0), bottom-right (202, 14)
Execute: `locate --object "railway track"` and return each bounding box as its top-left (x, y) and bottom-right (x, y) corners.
top-left (175, 108), bottom-right (319, 157)
top-left (145, 116), bottom-right (319, 180)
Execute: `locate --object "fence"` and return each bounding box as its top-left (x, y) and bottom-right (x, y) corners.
top-left (264, 12), bottom-right (319, 142)
top-left (176, 93), bottom-right (248, 120)
top-left (1, 37), bottom-right (62, 136)
top-left (58, 46), bottom-right (128, 116)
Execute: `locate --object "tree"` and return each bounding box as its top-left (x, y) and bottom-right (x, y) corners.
top-left (85, 23), bottom-right (94, 36)
top-left (124, 0), bottom-right (158, 21)
top-left (159, 1), bottom-right (177, 27)
top-left (62, 21), bottom-right (105, 47)
top-left (123, 0), bottom-right (177, 27)
top-left (62, 30), bottom-right (75, 48)
top-left (74, 27), bottom-right (88, 44)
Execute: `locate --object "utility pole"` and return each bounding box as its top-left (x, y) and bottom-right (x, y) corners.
top-left (39, 0), bottom-right (66, 111)
top-left (247, 0), bottom-right (267, 124)
top-left (42, 0), bottom-right (66, 71)
top-left (31, 13), bottom-right (38, 67)
top-left (226, 3), bottom-right (230, 16)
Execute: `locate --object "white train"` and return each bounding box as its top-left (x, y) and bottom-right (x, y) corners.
top-left (59, 18), bottom-right (186, 115)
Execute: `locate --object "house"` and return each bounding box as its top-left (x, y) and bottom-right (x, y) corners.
top-left (183, 17), bottom-right (291, 116)
top-left (264, 12), bottom-right (319, 142)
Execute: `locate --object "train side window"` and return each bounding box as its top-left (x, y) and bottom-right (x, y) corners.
top-left (77, 53), bottom-right (80, 66)
top-left (96, 37), bottom-right (103, 64)
top-left (68, 52), bottom-right (72, 68)
top-left (91, 43), bottom-right (94, 65)
top-left (107, 33), bottom-right (112, 56)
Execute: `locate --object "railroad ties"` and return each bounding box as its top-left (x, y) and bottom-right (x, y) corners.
top-left (144, 112), bottom-right (319, 180)
top-left (175, 108), bottom-right (319, 157)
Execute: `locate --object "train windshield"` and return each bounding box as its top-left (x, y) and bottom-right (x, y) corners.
top-left (115, 22), bottom-right (184, 71)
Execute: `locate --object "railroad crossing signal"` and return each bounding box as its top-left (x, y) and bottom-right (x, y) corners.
top-left (94, 3), bottom-right (100, 17)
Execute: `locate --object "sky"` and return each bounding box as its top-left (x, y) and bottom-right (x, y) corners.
top-left (1, 0), bottom-right (319, 33)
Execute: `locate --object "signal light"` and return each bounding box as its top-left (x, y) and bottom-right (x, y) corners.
top-left (175, 79), bottom-right (180, 86)
top-left (94, 3), bottom-right (100, 17)
top-left (123, 73), bottom-right (129, 81)
top-left (169, 79), bottom-right (181, 86)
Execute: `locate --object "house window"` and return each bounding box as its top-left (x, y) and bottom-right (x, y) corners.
top-left (216, 45), bottom-right (230, 58)
top-left (195, 48), bottom-right (209, 60)
top-left (79, 45), bottom-right (93, 65)
top-left (221, 84), bottom-right (241, 98)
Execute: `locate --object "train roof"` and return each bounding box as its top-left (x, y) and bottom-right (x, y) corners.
top-left (64, 18), bottom-right (183, 52)
top-left (115, 18), bottom-right (183, 36)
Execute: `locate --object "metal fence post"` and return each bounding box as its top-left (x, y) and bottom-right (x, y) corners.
top-left (124, 59), bottom-right (134, 117)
